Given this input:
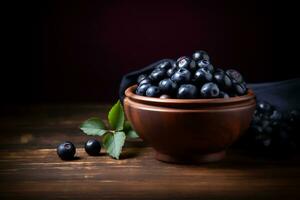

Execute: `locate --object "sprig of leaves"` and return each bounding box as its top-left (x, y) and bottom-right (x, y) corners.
top-left (80, 100), bottom-right (139, 159)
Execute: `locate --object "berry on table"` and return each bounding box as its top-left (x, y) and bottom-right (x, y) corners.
top-left (237, 99), bottom-right (300, 157)
top-left (57, 141), bottom-right (76, 160)
top-left (85, 139), bottom-right (101, 156)
top-left (257, 101), bottom-right (273, 114)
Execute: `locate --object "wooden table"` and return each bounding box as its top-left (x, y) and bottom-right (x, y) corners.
top-left (0, 104), bottom-right (300, 200)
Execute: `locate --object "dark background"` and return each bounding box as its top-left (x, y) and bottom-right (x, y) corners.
top-left (2, 0), bottom-right (285, 104)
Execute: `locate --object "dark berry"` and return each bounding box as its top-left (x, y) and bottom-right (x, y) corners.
top-left (270, 110), bottom-right (283, 121)
top-left (200, 82), bottom-right (220, 98)
top-left (136, 84), bottom-right (151, 96)
top-left (263, 126), bottom-right (273, 134)
top-left (149, 68), bottom-right (166, 82)
top-left (197, 59), bottom-right (210, 68)
top-left (194, 67), bottom-right (213, 83)
top-left (160, 94), bottom-right (171, 99)
top-left (139, 78), bottom-right (151, 86)
top-left (257, 101), bottom-right (273, 114)
top-left (234, 82), bottom-right (247, 95)
top-left (250, 125), bottom-right (264, 135)
top-left (171, 60), bottom-right (177, 68)
top-left (171, 68), bottom-right (191, 84)
top-left (290, 109), bottom-right (300, 119)
top-left (213, 71), bottom-right (232, 90)
top-left (167, 66), bottom-right (177, 77)
top-left (261, 120), bottom-right (271, 129)
top-left (254, 133), bottom-right (272, 150)
top-left (288, 109), bottom-right (300, 124)
top-left (226, 69), bottom-right (244, 84)
top-left (158, 78), bottom-right (177, 94)
top-left (176, 56), bottom-right (191, 69)
top-left (137, 74), bottom-right (147, 83)
top-left (207, 64), bottom-right (214, 73)
top-left (177, 84), bottom-right (198, 99)
top-left (146, 86), bottom-right (161, 97)
top-left (157, 61), bottom-right (172, 70)
top-left (197, 59), bottom-right (214, 73)
top-left (219, 91), bottom-right (230, 99)
top-left (57, 141), bottom-right (76, 160)
top-left (192, 50), bottom-right (210, 61)
top-left (85, 139), bottom-right (101, 156)
top-left (252, 113), bottom-right (262, 124)
top-left (189, 60), bottom-right (197, 72)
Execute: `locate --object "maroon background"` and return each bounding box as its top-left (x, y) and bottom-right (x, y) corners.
top-left (3, 0), bottom-right (283, 104)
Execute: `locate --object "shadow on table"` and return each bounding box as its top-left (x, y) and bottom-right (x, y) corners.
top-left (120, 147), bottom-right (147, 160)
top-left (200, 151), bottom-right (300, 170)
top-left (156, 149), bottom-right (300, 169)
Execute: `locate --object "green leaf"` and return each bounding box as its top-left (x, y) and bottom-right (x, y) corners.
top-left (123, 121), bottom-right (139, 138)
top-left (123, 121), bottom-right (132, 132)
top-left (103, 131), bottom-right (126, 159)
top-left (126, 130), bottom-right (139, 139)
top-left (108, 100), bottom-right (124, 131)
top-left (80, 117), bottom-right (108, 136)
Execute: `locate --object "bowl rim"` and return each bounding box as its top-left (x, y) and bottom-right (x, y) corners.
top-left (125, 85), bottom-right (255, 106)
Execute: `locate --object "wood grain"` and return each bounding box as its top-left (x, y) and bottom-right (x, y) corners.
top-left (0, 104), bottom-right (300, 200)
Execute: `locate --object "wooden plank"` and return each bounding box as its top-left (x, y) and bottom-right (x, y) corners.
top-left (1, 148), bottom-right (300, 200)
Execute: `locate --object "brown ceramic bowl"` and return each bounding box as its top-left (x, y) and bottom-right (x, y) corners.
top-left (124, 85), bottom-right (256, 163)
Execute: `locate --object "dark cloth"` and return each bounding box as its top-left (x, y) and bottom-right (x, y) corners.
top-left (248, 79), bottom-right (300, 111)
top-left (119, 59), bottom-right (300, 111)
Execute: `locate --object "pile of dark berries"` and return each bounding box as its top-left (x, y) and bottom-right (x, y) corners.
top-left (136, 50), bottom-right (248, 99)
top-left (238, 101), bottom-right (300, 156)
top-left (57, 139), bottom-right (101, 160)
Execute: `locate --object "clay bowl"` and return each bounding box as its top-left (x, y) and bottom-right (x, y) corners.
top-left (124, 85), bottom-right (256, 163)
